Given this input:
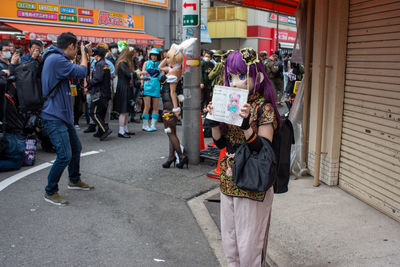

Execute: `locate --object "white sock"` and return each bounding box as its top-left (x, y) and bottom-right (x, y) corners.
top-left (124, 126), bottom-right (129, 133)
top-left (119, 126), bottom-right (125, 135)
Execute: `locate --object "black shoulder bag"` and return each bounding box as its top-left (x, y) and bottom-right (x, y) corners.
top-left (232, 102), bottom-right (278, 192)
top-left (233, 137), bottom-right (277, 192)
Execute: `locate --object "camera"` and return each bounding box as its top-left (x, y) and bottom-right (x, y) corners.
top-left (77, 40), bottom-right (90, 55)
top-left (7, 75), bottom-right (16, 83)
top-left (15, 47), bottom-right (24, 55)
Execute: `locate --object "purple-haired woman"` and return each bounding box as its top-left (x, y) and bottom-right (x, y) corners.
top-left (206, 49), bottom-right (280, 266)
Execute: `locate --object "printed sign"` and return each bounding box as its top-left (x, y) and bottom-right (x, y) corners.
top-left (0, 0), bottom-right (144, 31)
top-left (206, 86), bottom-right (249, 127)
top-left (182, 0), bottom-right (199, 27)
top-left (269, 14), bottom-right (296, 25)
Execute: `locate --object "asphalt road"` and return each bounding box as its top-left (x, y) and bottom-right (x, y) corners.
top-left (0, 119), bottom-right (220, 267)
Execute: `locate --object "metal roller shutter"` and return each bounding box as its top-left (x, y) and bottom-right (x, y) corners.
top-left (339, 0), bottom-right (400, 222)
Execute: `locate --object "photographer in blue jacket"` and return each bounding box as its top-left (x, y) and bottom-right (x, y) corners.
top-left (41, 32), bottom-right (94, 206)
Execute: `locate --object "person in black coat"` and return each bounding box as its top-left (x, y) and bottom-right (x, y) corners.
top-left (113, 46), bottom-right (136, 138)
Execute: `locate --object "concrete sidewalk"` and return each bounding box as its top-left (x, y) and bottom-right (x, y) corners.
top-left (199, 176), bottom-right (400, 266)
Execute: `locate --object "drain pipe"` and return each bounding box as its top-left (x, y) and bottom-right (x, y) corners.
top-left (301, 0), bottom-right (314, 172)
top-left (313, 0), bottom-right (329, 187)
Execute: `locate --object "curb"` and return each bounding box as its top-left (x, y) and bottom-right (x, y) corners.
top-left (188, 187), bottom-right (227, 267)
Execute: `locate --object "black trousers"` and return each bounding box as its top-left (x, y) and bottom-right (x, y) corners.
top-left (89, 99), bottom-right (109, 134)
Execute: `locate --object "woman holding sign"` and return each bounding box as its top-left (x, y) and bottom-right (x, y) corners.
top-left (206, 49), bottom-right (280, 267)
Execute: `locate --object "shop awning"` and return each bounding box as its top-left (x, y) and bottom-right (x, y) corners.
top-left (4, 22), bottom-right (164, 46)
top-left (217, 0), bottom-right (299, 16)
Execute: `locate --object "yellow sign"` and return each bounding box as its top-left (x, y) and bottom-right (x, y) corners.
top-left (0, 0), bottom-right (145, 31)
top-left (186, 58), bottom-right (200, 67)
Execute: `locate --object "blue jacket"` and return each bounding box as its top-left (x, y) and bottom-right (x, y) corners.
top-left (20, 53), bottom-right (34, 64)
top-left (41, 45), bottom-right (87, 124)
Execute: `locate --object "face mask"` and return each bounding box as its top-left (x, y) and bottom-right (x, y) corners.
top-left (111, 48), bottom-right (118, 54)
top-left (203, 57), bottom-right (210, 62)
top-left (2, 51), bottom-right (11, 59)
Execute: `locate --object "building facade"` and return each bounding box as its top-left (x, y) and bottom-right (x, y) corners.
top-left (307, 0), bottom-right (400, 222)
top-left (0, 0), bottom-right (171, 48)
top-left (203, 1), bottom-right (297, 54)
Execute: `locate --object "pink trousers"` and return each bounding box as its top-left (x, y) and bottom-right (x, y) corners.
top-left (220, 187), bottom-right (274, 267)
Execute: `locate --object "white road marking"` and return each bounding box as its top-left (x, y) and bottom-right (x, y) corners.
top-left (0, 150), bottom-right (103, 192)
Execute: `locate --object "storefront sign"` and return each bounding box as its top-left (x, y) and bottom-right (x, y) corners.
top-left (269, 14), bottom-right (296, 25)
top-left (60, 7), bottom-right (76, 15)
top-left (0, 0), bottom-right (144, 31)
top-left (79, 9), bottom-right (93, 16)
top-left (59, 14), bottom-right (76, 22)
top-left (122, 0), bottom-right (168, 8)
top-left (38, 4), bottom-right (58, 13)
top-left (17, 2), bottom-right (36, 10)
top-left (17, 10), bottom-right (57, 20)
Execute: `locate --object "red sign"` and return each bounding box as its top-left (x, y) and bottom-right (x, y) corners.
top-left (78, 9), bottom-right (93, 16)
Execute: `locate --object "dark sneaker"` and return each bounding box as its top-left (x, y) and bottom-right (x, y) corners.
top-left (44, 192), bottom-right (69, 206)
top-left (84, 125), bottom-right (96, 133)
top-left (100, 128), bottom-right (112, 141)
top-left (93, 132), bottom-right (102, 138)
top-left (67, 180), bottom-right (94, 190)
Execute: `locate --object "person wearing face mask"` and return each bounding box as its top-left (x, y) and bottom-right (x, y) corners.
top-left (200, 50), bottom-right (214, 111)
top-left (106, 42), bottom-right (119, 66)
top-left (140, 48), bottom-right (161, 132)
top-left (21, 40), bottom-right (43, 64)
top-left (41, 32), bottom-right (94, 206)
top-left (0, 41), bottom-right (13, 70)
top-left (0, 41), bottom-right (21, 74)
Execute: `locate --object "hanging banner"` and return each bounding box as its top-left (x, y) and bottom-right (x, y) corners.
top-left (200, 17), bottom-right (211, 44)
top-left (0, 0), bottom-right (145, 31)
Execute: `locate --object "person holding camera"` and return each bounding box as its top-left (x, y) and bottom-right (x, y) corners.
top-left (20, 40), bottom-right (43, 64)
top-left (0, 69), bottom-right (25, 172)
top-left (41, 32), bottom-right (94, 206)
top-left (88, 46), bottom-right (112, 141)
top-left (0, 40), bottom-right (21, 72)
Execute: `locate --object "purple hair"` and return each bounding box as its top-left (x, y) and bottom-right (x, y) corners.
top-left (224, 51), bottom-right (281, 129)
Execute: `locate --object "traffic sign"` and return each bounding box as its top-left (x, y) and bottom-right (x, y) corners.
top-left (182, 0), bottom-right (199, 27)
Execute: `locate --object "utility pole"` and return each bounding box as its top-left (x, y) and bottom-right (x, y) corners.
top-left (276, 13), bottom-right (280, 52)
top-left (182, 0), bottom-right (201, 164)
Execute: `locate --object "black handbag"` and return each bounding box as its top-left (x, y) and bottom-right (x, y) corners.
top-left (233, 137), bottom-right (278, 192)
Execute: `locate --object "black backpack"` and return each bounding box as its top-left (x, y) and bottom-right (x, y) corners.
top-left (14, 52), bottom-right (63, 113)
top-left (257, 102), bottom-right (294, 194)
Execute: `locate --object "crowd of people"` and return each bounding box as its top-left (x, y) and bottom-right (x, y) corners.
top-left (0, 32), bottom-right (303, 266)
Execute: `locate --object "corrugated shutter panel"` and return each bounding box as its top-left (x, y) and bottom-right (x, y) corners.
top-left (339, 0), bottom-right (400, 222)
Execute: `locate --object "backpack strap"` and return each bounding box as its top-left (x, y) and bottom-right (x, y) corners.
top-left (1, 92), bottom-right (6, 138)
top-left (41, 51), bottom-right (66, 102)
top-left (43, 78), bottom-right (65, 102)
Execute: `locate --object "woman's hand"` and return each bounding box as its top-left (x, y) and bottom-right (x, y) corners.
top-left (206, 101), bottom-right (213, 115)
top-left (174, 111), bottom-right (181, 118)
top-left (239, 103), bottom-right (250, 118)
